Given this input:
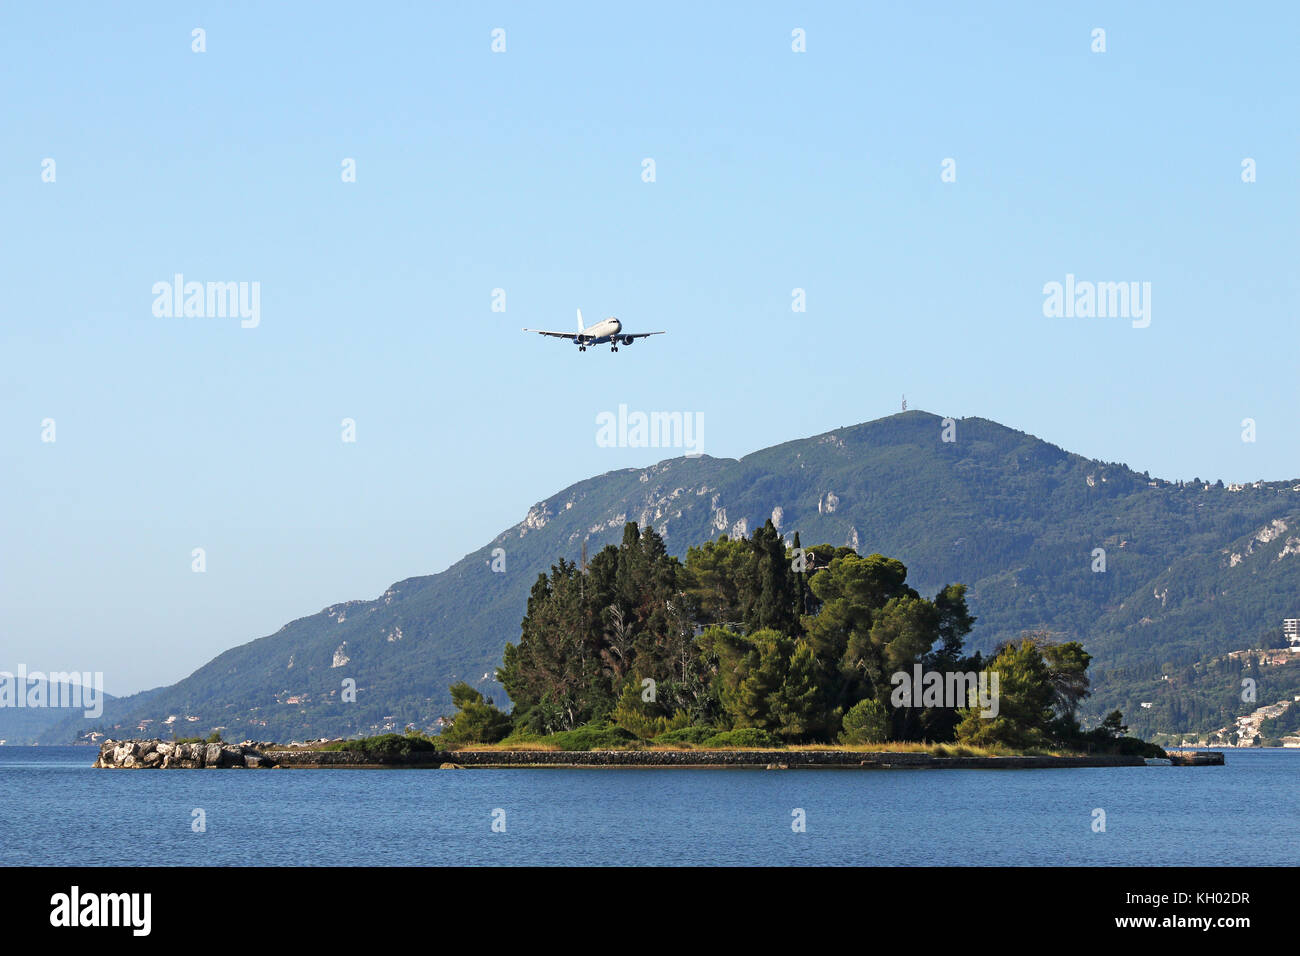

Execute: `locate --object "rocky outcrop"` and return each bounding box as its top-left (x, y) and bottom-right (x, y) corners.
top-left (1166, 750), bottom-right (1225, 766)
top-left (93, 739), bottom-right (277, 769)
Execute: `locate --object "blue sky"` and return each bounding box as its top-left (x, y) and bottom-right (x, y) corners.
top-left (3, 2), bottom-right (1297, 694)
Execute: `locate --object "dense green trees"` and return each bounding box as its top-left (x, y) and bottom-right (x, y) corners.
top-left (698, 628), bottom-right (828, 739)
top-left (488, 521), bottom-right (976, 744)
top-left (952, 635), bottom-right (1158, 755)
top-left (956, 638), bottom-right (1057, 750)
top-left (472, 520), bottom-right (1143, 751)
top-left (499, 522), bottom-right (705, 734)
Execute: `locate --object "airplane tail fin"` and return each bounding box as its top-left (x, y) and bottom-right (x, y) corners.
top-left (576, 309), bottom-right (584, 333)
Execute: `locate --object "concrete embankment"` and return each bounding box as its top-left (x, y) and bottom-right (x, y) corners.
top-left (93, 739), bottom-right (1225, 769)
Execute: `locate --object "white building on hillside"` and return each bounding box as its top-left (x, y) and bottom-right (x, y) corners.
top-left (1285, 618), bottom-right (1300, 652)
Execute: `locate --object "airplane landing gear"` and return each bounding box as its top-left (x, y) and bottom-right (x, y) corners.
top-left (578, 345), bottom-right (586, 351)
top-left (611, 346), bottom-right (619, 352)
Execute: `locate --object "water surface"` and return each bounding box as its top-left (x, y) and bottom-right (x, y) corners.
top-left (2, 747), bottom-right (1293, 865)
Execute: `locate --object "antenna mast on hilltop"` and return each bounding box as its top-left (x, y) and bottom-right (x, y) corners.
top-left (901, 395), bottom-right (908, 411)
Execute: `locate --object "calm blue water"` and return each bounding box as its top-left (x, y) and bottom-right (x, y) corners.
top-left (1, 747), bottom-right (1295, 865)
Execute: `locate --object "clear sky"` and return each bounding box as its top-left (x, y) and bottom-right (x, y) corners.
top-left (4, 2), bottom-right (1298, 695)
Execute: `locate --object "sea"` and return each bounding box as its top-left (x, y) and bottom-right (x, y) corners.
top-left (2, 746), bottom-right (1295, 866)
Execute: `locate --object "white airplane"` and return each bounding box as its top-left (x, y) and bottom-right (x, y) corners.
top-left (524, 310), bottom-right (665, 352)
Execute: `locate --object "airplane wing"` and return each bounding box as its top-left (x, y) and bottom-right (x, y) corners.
top-left (620, 331), bottom-right (666, 339)
top-left (523, 328), bottom-right (584, 339)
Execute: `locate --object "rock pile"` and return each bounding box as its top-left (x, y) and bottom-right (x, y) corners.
top-left (93, 739), bottom-right (276, 769)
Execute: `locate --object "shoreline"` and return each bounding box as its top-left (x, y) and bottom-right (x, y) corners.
top-left (90, 740), bottom-right (1225, 770)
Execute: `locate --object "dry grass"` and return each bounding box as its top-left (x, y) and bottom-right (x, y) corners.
top-left (445, 739), bottom-right (565, 752)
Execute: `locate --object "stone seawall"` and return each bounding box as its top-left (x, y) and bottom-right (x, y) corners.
top-left (94, 739), bottom-right (1224, 770)
top-left (266, 749), bottom-right (1147, 769)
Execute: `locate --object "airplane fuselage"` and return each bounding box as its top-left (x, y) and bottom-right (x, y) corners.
top-left (577, 317), bottom-right (622, 344)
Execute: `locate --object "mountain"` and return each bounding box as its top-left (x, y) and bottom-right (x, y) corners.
top-left (43, 411), bottom-right (1300, 743)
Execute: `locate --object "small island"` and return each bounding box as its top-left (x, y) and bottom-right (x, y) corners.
top-left (95, 525), bottom-right (1226, 770)
top-left (421, 525), bottom-right (1173, 761)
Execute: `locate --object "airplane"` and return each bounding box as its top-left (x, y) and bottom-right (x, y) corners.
top-left (523, 310), bottom-right (665, 352)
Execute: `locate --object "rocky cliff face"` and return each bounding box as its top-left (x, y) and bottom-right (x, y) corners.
top-left (93, 739), bottom-right (276, 769)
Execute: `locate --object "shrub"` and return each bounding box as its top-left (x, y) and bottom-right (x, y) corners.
top-left (321, 733), bottom-right (439, 759)
top-left (701, 728), bottom-right (782, 749)
top-left (546, 723), bottom-right (641, 751)
top-left (654, 726), bottom-right (719, 746)
top-left (611, 680), bottom-right (692, 739)
top-left (839, 699), bottom-right (889, 745)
